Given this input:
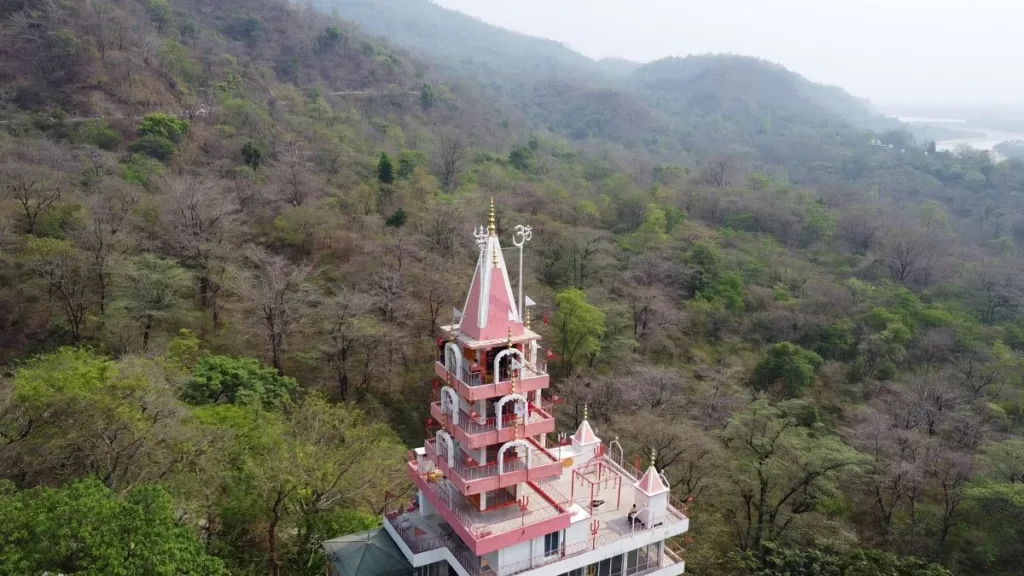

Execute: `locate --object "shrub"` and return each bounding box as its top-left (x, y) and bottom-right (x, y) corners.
top-left (130, 134), bottom-right (176, 162)
top-left (84, 121), bottom-right (122, 151)
top-left (137, 113), bottom-right (189, 143)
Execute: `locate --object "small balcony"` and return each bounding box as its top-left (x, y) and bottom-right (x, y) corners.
top-left (424, 436), bottom-right (564, 496)
top-left (429, 400), bottom-right (556, 449)
top-left (435, 360), bottom-right (549, 402)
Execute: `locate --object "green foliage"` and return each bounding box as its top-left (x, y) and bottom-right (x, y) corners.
top-left (121, 153), bottom-right (165, 187)
top-left (184, 355), bottom-right (298, 409)
top-left (138, 113), bottom-right (190, 143)
top-left (83, 120), bottom-right (122, 151)
top-left (508, 146), bottom-right (533, 171)
top-left (397, 149), bottom-right (427, 179)
top-left (753, 342), bottom-right (823, 398)
top-left (147, 0), bottom-right (172, 32)
top-left (384, 208), bottom-right (407, 228)
top-left (376, 152), bottom-right (395, 184)
top-left (130, 134), bottom-right (176, 162)
top-left (315, 26), bottom-right (344, 54)
top-left (241, 141), bottom-right (264, 169)
top-left (700, 273), bottom-right (745, 313)
top-left (0, 479), bottom-right (227, 576)
top-left (734, 542), bottom-right (951, 576)
top-left (553, 288), bottom-right (606, 374)
top-left (111, 255), bottom-right (193, 349)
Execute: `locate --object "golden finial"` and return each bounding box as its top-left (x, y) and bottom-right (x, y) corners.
top-left (650, 447), bottom-right (658, 467)
top-left (447, 325), bottom-right (455, 342)
top-left (507, 326), bottom-right (513, 348)
top-left (487, 197), bottom-right (496, 235)
top-left (524, 307), bottom-right (531, 329)
top-left (583, 403), bottom-right (589, 421)
top-left (493, 246), bottom-right (499, 267)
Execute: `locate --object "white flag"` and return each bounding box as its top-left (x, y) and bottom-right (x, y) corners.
top-left (524, 296), bottom-right (536, 307)
top-left (453, 307), bottom-right (463, 320)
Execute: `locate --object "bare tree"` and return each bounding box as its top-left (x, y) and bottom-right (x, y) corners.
top-left (80, 181), bottom-right (139, 317)
top-left (701, 155), bottom-right (738, 188)
top-left (234, 247), bottom-right (312, 375)
top-left (432, 132), bottom-right (468, 191)
top-left (276, 140), bottom-right (313, 206)
top-left (165, 177), bottom-right (234, 323)
top-left (0, 162), bottom-right (64, 235)
top-left (880, 227), bottom-right (944, 287)
top-left (318, 288), bottom-right (377, 399)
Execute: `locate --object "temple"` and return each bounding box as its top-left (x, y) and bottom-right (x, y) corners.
top-left (324, 201), bottom-right (690, 576)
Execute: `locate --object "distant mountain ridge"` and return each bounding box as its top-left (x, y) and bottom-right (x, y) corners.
top-left (325, 0), bottom-right (897, 154)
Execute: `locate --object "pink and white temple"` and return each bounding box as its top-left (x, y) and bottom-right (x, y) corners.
top-left (324, 201), bottom-right (690, 576)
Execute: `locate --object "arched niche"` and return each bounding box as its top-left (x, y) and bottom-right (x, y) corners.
top-left (497, 439), bottom-right (533, 474)
top-left (492, 348), bottom-right (525, 383)
top-left (494, 393), bottom-right (528, 430)
top-left (444, 342), bottom-right (462, 377)
top-left (440, 386), bottom-right (460, 426)
top-left (435, 430), bottom-right (455, 468)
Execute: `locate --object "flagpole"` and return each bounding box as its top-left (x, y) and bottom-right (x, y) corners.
top-left (512, 224), bottom-right (532, 317)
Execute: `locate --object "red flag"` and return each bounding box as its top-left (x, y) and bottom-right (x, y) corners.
top-left (543, 308), bottom-right (551, 326)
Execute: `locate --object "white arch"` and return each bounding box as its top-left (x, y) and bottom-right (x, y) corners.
top-left (497, 439), bottom-right (533, 474)
top-left (494, 393), bottom-right (528, 430)
top-left (440, 386), bottom-right (460, 426)
top-left (493, 348), bottom-right (525, 383)
top-left (444, 342), bottom-right (462, 376)
top-left (435, 430), bottom-right (455, 468)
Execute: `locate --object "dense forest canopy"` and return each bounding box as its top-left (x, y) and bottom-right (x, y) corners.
top-left (1, 0), bottom-right (1024, 575)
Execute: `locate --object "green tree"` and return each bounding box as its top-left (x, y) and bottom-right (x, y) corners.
top-left (130, 134), bottom-right (176, 162)
top-left (508, 146), bottom-right (533, 171)
top-left (138, 113), bottom-right (190, 143)
top-left (242, 141), bottom-right (264, 169)
top-left (112, 255), bottom-right (193, 351)
top-left (184, 355), bottom-right (298, 409)
top-left (734, 542), bottom-right (951, 576)
top-left (554, 288), bottom-right (606, 375)
top-left (752, 342), bottom-right (823, 398)
top-left (397, 149), bottom-right (427, 179)
top-left (377, 152), bottom-right (395, 184)
top-left (720, 400), bottom-right (868, 555)
top-left (0, 479), bottom-right (227, 576)
top-left (6, 348), bottom-right (186, 489)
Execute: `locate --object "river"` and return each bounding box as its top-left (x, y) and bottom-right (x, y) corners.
top-left (897, 116), bottom-right (1024, 153)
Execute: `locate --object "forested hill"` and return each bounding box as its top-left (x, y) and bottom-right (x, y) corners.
top-left (632, 55), bottom-right (898, 131)
top-left (323, 0), bottom-right (600, 76)
top-left (3, 0), bottom-right (1024, 575)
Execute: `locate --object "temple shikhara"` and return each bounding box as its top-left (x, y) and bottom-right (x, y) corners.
top-left (323, 201), bottom-right (690, 576)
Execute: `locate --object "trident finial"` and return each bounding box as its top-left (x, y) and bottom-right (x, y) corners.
top-left (488, 197), bottom-right (496, 236)
top-left (583, 403), bottom-right (589, 421)
top-left (650, 447), bottom-right (658, 467)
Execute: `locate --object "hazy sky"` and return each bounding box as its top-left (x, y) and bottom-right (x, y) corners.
top-left (433, 0), bottom-right (1018, 105)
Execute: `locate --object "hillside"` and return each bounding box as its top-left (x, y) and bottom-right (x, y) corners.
top-left (2, 0), bottom-right (1024, 575)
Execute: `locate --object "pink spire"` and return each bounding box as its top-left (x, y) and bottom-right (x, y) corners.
top-left (459, 200), bottom-right (524, 342)
top-left (573, 419), bottom-right (598, 445)
top-left (635, 449), bottom-right (669, 496)
top-left (572, 404), bottom-right (599, 446)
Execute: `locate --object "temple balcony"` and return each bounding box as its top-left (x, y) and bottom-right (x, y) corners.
top-left (424, 436), bottom-right (563, 496)
top-left (429, 400), bottom-right (556, 449)
top-left (434, 360), bottom-right (549, 402)
top-left (406, 456), bottom-right (572, 556)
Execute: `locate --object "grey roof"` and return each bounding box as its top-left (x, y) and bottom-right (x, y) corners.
top-left (322, 528), bottom-right (413, 576)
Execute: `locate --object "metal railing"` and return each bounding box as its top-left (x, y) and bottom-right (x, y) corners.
top-left (414, 461), bottom-right (569, 540)
top-left (427, 438), bottom-right (559, 482)
top-left (433, 400), bottom-right (555, 436)
top-left (439, 360), bottom-right (548, 389)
